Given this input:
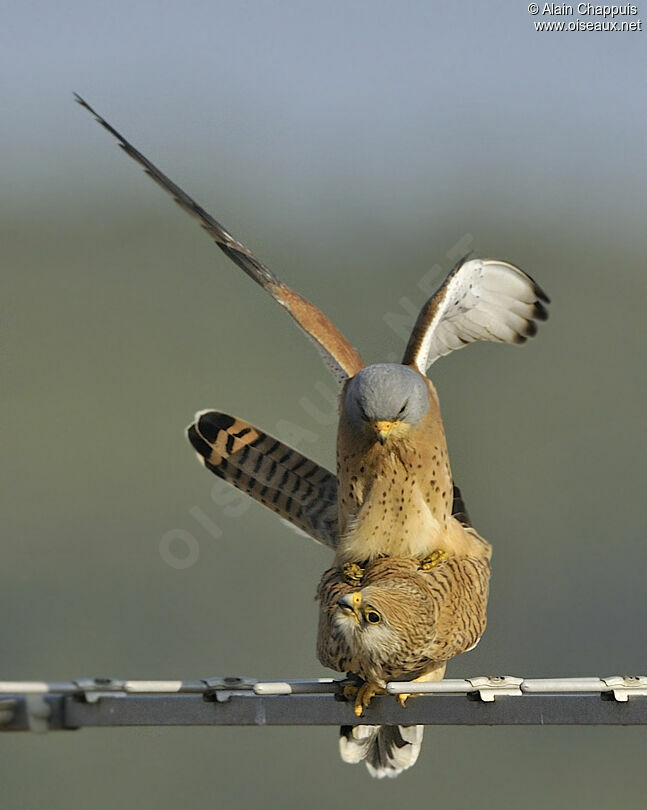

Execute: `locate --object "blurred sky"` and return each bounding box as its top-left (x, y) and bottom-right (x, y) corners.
top-left (3, 2), bottom-right (647, 809)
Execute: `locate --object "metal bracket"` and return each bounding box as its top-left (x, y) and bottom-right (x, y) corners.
top-left (467, 676), bottom-right (524, 701)
top-left (602, 676), bottom-right (647, 702)
top-left (74, 678), bottom-right (127, 703)
top-left (203, 676), bottom-right (258, 703)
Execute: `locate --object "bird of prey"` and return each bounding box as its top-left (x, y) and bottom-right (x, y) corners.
top-left (188, 410), bottom-right (488, 778)
top-left (76, 96), bottom-right (549, 568)
top-left (317, 552), bottom-right (491, 777)
top-left (77, 98), bottom-right (545, 778)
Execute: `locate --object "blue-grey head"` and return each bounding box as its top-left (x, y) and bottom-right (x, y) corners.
top-left (342, 363), bottom-right (430, 444)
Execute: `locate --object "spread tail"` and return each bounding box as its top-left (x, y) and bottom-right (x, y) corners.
top-left (187, 410), bottom-right (338, 548)
top-left (339, 724), bottom-right (423, 778)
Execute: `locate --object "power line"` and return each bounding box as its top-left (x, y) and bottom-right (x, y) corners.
top-left (2, 676), bottom-right (646, 732)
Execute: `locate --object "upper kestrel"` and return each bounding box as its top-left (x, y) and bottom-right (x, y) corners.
top-left (76, 96), bottom-right (549, 568)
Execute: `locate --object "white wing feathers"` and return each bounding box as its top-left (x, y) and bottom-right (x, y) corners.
top-left (403, 258), bottom-right (549, 373)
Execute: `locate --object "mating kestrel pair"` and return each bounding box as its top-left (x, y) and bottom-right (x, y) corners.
top-left (78, 96), bottom-right (549, 778)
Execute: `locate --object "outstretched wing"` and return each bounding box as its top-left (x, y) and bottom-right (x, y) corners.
top-left (75, 95), bottom-right (364, 383)
top-left (402, 256), bottom-right (549, 373)
top-left (187, 412), bottom-right (473, 548)
top-left (187, 411), bottom-right (339, 548)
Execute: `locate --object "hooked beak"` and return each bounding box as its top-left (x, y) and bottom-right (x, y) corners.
top-left (337, 592), bottom-right (362, 624)
top-left (374, 420), bottom-right (398, 445)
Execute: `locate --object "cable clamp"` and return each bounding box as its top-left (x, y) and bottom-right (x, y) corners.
top-left (467, 676), bottom-right (523, 702)
top-left (74, 678), bottom-right (127, 703)
top-left (602, 676), bottom-right (647, 702)
top-left (203, 676), bottom-right (258, 703)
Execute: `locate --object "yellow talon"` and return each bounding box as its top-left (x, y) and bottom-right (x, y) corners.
top-left (419, 549), bottom-right (448, 570)
top-left (397, 691), bottom-right (422, 708)
top-left (353, 681), bottom-right (386, 716)
top-left (342, 562), bottom-right (365, 586)
top-left (342, 678), bottom-right (388, 716)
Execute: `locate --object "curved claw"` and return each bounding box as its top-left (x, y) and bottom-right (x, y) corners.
top-left (396, 691), bottom-right (421, 708)
top-left (342, 562), bottom-right (365, 586)
top-left (353, 682), bottom-right (386, 717)
top-left (394, 664), bottom-right (447, 708)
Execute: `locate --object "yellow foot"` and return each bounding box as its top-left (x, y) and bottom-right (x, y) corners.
top-left (353, 682), bottom-right (386, 717)
top-left (395, 664), bottom-right (447, 707)
top-left (418, 549), bottom-right (448, 570)
top-left (342, 562), bottom-right (365, 586)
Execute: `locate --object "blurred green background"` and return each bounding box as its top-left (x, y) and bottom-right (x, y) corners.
top-left (3, 1), bottom-right (647, 807)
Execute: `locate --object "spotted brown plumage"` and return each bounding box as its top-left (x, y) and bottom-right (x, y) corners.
top-left (335, 367), bottom-right (486, 564)
top-left (316, 553), bottom-right (491, 778)
top-left (187, 410), bottom-right (472, 551)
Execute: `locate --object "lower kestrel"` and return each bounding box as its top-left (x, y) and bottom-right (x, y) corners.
top-left (317, 551), bottom-right (491, 777)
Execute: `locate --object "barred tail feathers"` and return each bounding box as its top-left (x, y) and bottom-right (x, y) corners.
top-left (187, 411), bottom-right (339, 548)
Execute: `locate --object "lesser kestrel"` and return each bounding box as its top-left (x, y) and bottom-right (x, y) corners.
top-left (317, 552), bottom-right (491, 777)
top-left (77, 96), bottom-right (549, 568)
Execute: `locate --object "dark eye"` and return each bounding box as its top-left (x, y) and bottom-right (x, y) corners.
top-left (397, 400), bottom-right (408, 418)
top-left (364, 610), bottom-right (381, 625)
